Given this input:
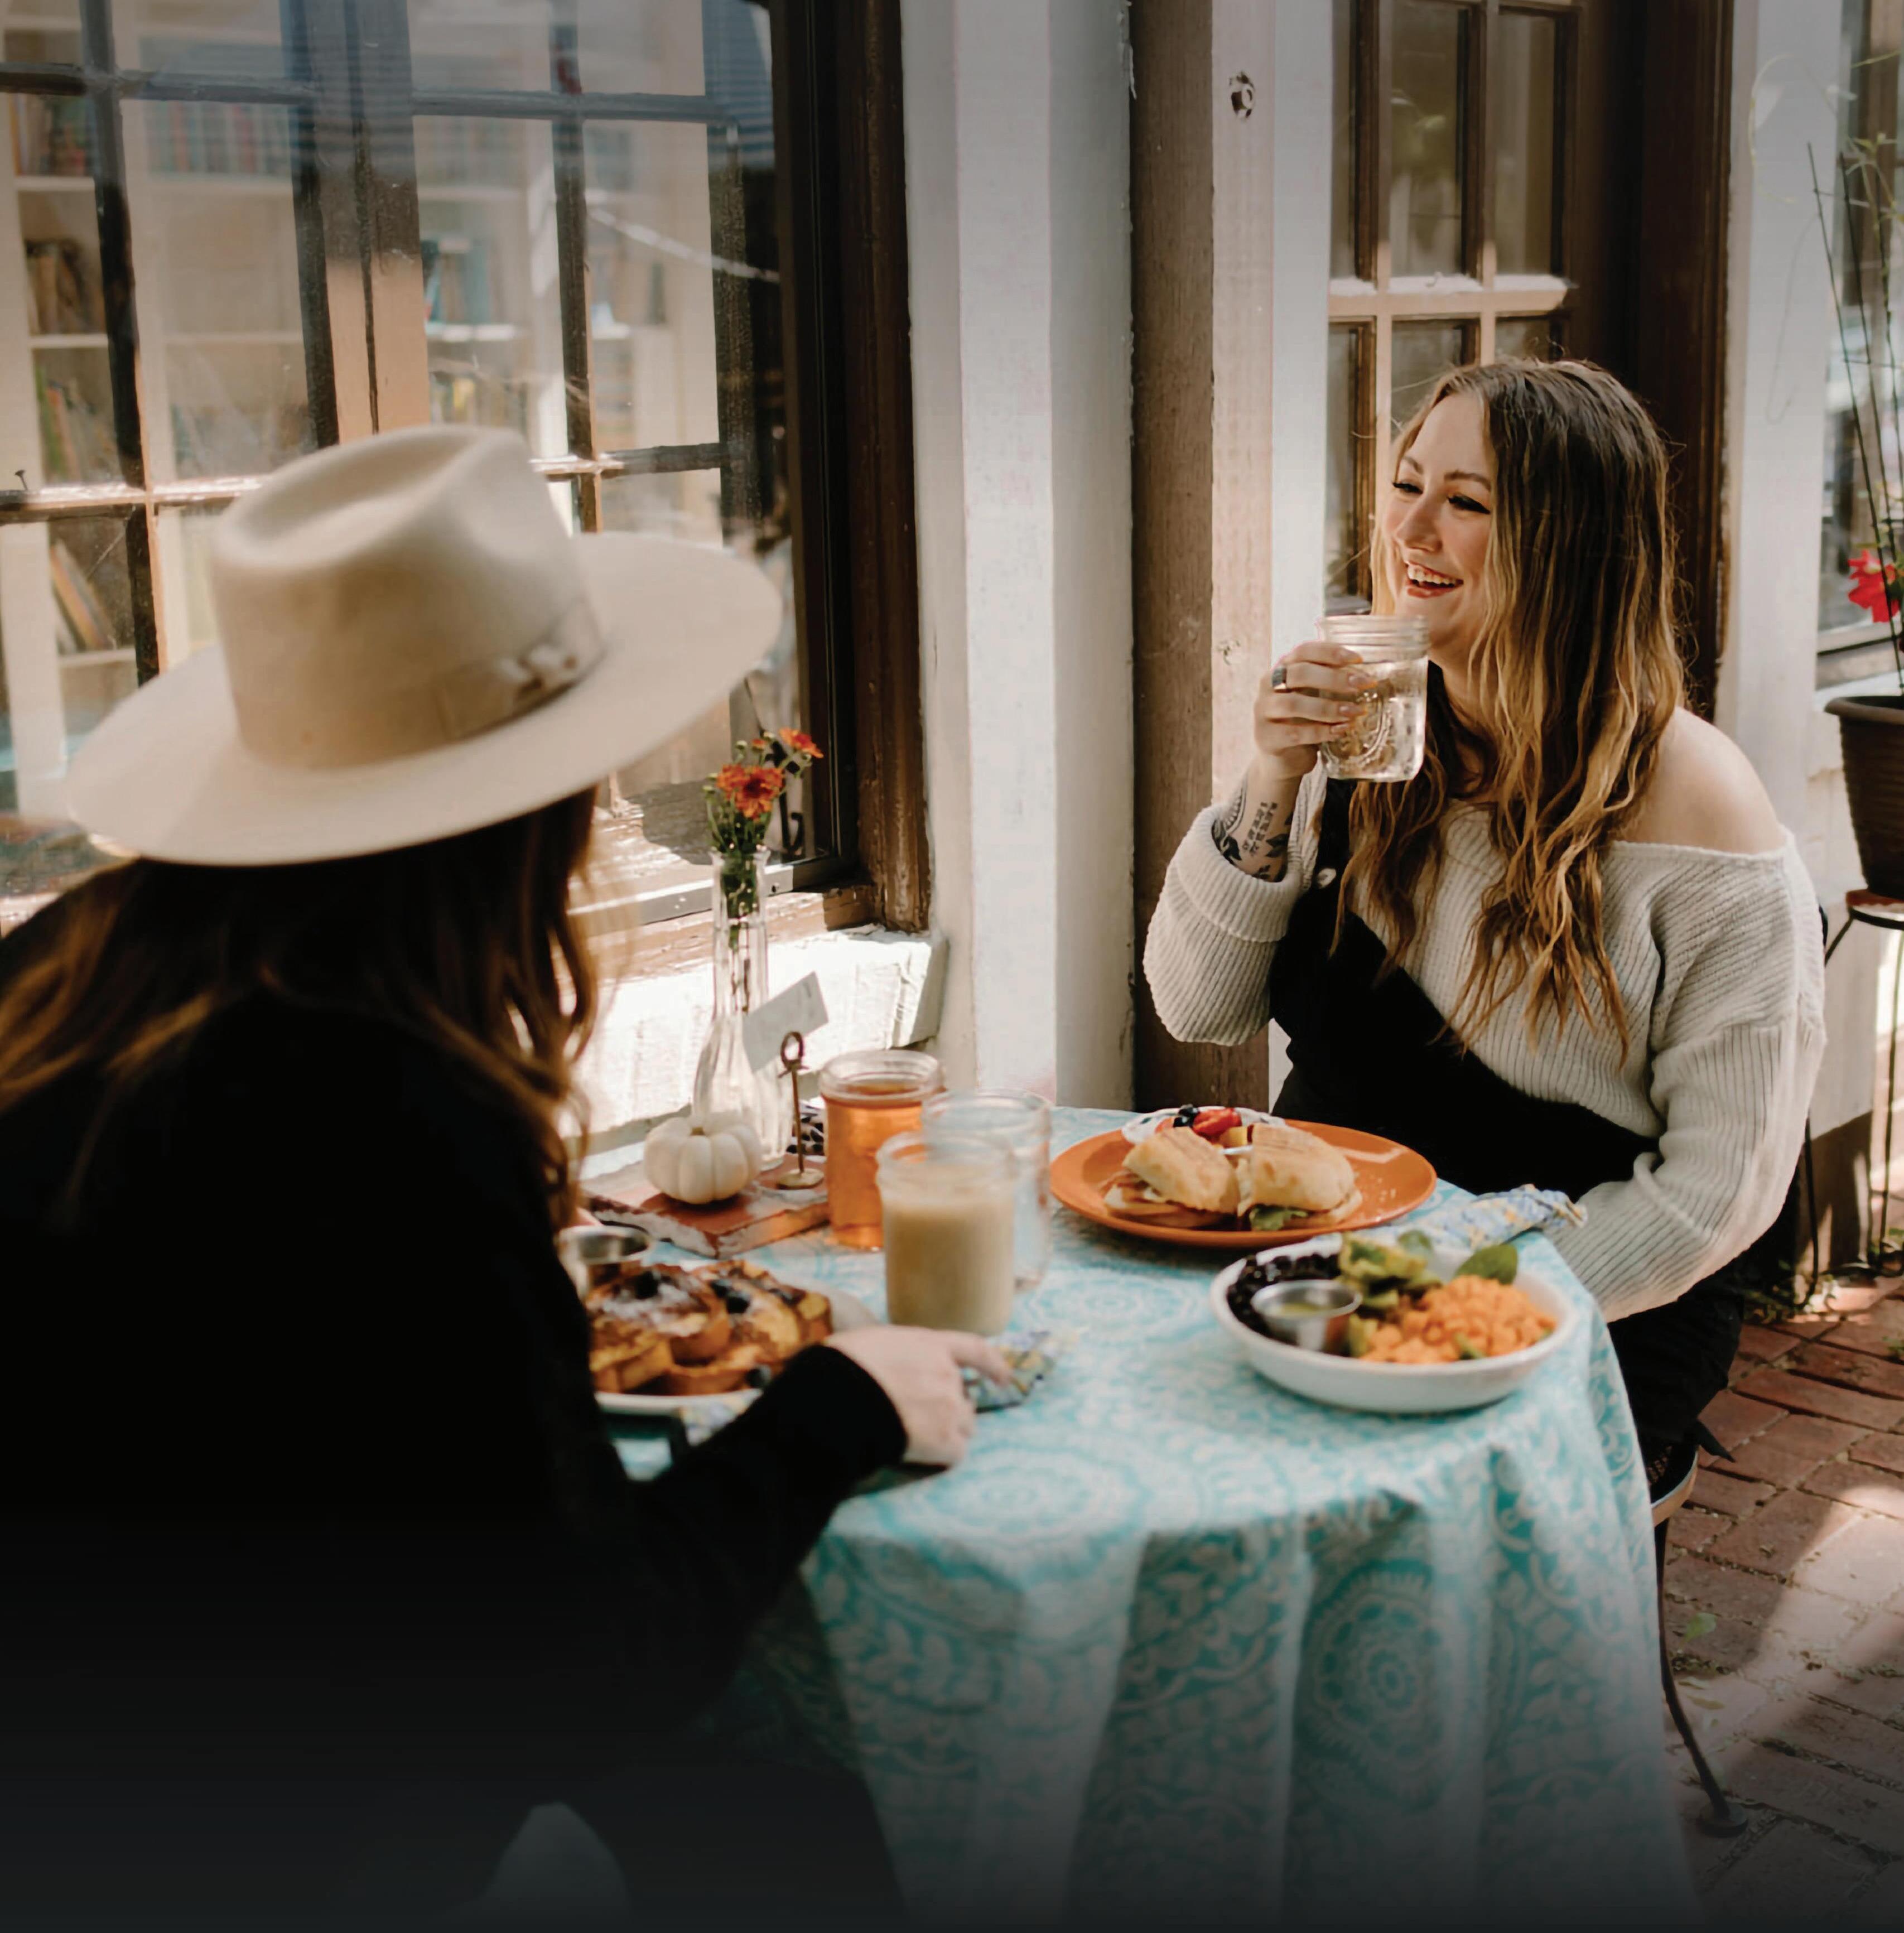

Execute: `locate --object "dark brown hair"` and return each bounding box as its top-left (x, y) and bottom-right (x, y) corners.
top-left (1352, 358), bottom-right (1684, 1049)
top-left (0, 792), bottom-right (599, 1221)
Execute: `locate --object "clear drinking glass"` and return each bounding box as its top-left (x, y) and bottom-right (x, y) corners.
top-left (817, 1048), bottom-right (944, 1250)
top-left (875, 1131), bottom-right (1017, 1336)
top-left (922, 1090), bottom-right (1053, 1290)
top-left (1315, 613), bottom-right (1430, 782)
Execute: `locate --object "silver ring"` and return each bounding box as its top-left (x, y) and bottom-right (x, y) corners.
top-left (1269, 664), bottom-right (1288, 690)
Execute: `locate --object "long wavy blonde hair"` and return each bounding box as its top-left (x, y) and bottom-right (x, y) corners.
top-left (1344, 359), bottom-right (1684, 1052)
top-left (0, 792), bottom-right (600, 1222)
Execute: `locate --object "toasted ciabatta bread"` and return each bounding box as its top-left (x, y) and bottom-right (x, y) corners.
top-left (658, 1342), bottom-right (766, 1396)
top-left (1236, 1124), bottom-right (1357, 1214)
top-left (1122, 1125), bottom-right (1239, 1214)
top-left (588, 1266), bottom-right (732, 1363)
top-left (589, 1328), bottom-right (672, 1394)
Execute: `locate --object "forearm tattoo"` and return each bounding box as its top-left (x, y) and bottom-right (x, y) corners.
top-left (1212, 778), bottom-right (1294, 879)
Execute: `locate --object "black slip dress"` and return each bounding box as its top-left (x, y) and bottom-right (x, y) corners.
top-left (1267, 779), bottom-right (1765, 1472)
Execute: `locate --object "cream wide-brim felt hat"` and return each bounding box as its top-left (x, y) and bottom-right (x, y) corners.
top-left (64, 425), bottom-right (782, 866)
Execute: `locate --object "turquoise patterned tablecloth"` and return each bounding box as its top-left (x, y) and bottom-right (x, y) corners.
top-left (616, 1108), bottom-right (1696, 1924)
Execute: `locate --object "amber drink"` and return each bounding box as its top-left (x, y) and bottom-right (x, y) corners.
top-left (876, 1131), bottom-right (1016, 1334)
top-left (818, 1048), bottom-right (943, 1250)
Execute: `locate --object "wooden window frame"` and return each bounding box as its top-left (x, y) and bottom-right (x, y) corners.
top-left (1328, 0), bottom-right (1578, 605)
top-left (0, 0), bottom-right (928, 934)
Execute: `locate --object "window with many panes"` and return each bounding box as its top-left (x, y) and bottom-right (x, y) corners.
top-left (1326, 0), bottom-right (1575, 609)
top-left (0, 0), bottom-right (900, 933)
top-left (1819, 0), bottom-right (1904, 688)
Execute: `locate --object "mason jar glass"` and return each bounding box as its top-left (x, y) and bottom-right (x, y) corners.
top-left (922, 1089), bottom-right (1053, 1290)
top-left (1314, 613), bottom-right (1430, 782)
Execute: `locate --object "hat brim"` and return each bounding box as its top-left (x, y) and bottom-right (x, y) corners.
top-left (63, 533), bottom-right (783, 865)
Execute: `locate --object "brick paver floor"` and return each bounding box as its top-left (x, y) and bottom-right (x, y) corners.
top-left (1664, 1271), bottom-right (1904, 1918)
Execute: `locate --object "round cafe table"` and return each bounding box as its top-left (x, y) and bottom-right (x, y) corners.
top-left (613, 1107), bottom-right (1697, 1924)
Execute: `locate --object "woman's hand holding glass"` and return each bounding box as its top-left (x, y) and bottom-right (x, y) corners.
top-left (1254, 642), bottom-right (1377, 783)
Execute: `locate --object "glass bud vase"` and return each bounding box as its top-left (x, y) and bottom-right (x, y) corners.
top-left (691, 849), bottom-right (786, 1158)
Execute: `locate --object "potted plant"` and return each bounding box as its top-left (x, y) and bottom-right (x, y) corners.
top-left (1815, 146), bottom-right (1904, 897)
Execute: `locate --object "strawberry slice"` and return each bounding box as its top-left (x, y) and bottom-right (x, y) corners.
top-left (1191, 1107), bottom-right (1241, 1140)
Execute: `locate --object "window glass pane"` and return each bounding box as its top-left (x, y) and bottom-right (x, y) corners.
top-left (0, 517), bottom-right (137, 822)
top-left (1325, 325), bottom-right (1367, 607)
top-left (8, 72), bottom-right (122, 488)
top-left (130, 2), bottom-right (288, 83)
top-left (584, 120), bottom-right (731, 456)
top-left (1390, 0), bottom-right (1466, 279)
top-left (416, 118), bottom-right (568, 455)
top-left (1391, 319), bottom-right (1469, 438)
top-left (1331, 0), bottom-right (1357, 279)
top-left (1496, 10), bottom-right (1558, 276)
top-left (1819, 0), bottom-right (1902, 633)
top-left (407, 0), bottom-right (706, 96)
top-left (1495, 314), bottom-right (1562, 361)
top-left (115, 101), bottom-right (312, 480)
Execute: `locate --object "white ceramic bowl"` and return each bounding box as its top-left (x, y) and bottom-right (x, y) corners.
top-left (1209, 1235), bottom-right (1579, 1415)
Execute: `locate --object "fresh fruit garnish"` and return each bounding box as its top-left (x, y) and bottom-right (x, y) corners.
top-left (1192, 1108), bottom-right (1241, 1140)
top-left (1173, 1103), bottom-right (1199, 1127)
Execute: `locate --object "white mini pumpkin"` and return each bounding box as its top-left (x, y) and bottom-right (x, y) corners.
top-left (642, 1109), bottom-right (765, 1204)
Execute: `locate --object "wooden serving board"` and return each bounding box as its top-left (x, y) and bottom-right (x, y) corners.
top-left (587, 1154), bottom-right (830, 1258)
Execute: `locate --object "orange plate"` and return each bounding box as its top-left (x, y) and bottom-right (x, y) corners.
top-left (1049, 1120), bottom-right (1437, 1251)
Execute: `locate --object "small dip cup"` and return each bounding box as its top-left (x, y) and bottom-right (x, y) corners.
top-left (1250, 1279), bottom-right (1361, 1352)
top-left (558, 1225), bottom-right (652, 1297)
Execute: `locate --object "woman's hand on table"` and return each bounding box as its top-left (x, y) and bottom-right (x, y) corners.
top-left (826, 1328), bottom-right (1013, 1468)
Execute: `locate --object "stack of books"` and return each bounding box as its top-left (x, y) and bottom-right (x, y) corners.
top-left (33, 367), bottom-right (114, 482)
top-left (47, 538), bottom-right (117, 655)
top-left (10, 95), bottom-right (95, 177)
top-left (22, 239), bottom-right (101, 335)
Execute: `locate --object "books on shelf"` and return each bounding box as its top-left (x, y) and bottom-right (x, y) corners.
top-left (33, 365), bottom-right (114, 483)
top-left (47, 538), bottom-right (115, 655)
top-left (22, 239), bottom-right (102, 335)
top-left (421, 234), bottom-right (493, 326)
top-left (413, 117), bottom-right (521, 190)
top-left (146, 100), bottom-right (293, 179)
top-left (9, 95), bottom-right (95, 178)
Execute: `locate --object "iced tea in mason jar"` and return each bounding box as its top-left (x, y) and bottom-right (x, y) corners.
top-left (817, 1048), bottom-right (944, 1250)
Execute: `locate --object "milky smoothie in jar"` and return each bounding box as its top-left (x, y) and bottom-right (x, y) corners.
top-left (875, 1131), bottom-right (1016, 1335)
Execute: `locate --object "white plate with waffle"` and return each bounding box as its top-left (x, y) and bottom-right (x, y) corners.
top-left (587, 1256), bottom-right (879, 1419)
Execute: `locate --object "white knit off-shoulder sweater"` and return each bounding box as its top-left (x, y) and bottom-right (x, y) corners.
top-left (1144, 769), bottom-right (1828, 1322)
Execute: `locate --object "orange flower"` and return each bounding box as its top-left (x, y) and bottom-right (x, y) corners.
top-left (715, 762), bottom-right (784, 817)
top-left (776, 728), bottom-right (822, 760)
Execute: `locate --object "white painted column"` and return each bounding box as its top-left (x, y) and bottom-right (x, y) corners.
top-left (904, 0), bottom-right (1134, 1104)
top-left (1719, 0), bottom-right (1880, 1172)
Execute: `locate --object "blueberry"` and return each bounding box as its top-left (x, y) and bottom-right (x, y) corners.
top-left (745, 1365), bottom-right (774, 1389)
top-left (630, 1271), bottom-right (661, 1300)
top-left (724, 1293), bottom-right (751, 1316)
top-left (1173, 1103), bottom-right (1198, 1127)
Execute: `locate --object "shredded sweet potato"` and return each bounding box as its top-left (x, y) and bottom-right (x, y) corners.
top-left (1360, 1275), bottom-right (1555, 1365)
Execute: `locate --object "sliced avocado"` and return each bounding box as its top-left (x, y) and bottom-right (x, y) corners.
top-left (1455, 1242), bottom-right (1519, 1285)
top-left (1343, 1315), bottom-right (1377, 1358)
top-left (1359, 1288), bottom-right (1400, 1312)
top-left (1454, 1336), bottom-right (1486, 1360)
top-left (1249, 1204), bottom-right (1300, 1232)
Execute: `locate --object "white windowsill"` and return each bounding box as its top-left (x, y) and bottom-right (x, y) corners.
top-left (573, 923), bottom-right (948, 1165)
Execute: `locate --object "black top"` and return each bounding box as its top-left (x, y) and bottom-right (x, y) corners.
top-left (0, 891), bottom-right (903, 1910)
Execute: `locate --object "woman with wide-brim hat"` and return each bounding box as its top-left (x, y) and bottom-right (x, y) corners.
top-left (0, 427), bottom-right (1002, 1925)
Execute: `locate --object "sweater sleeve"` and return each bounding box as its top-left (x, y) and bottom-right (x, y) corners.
top-left (1549, 839), bottom-right (1826, 1322)
top-left (1143, 766), bottom-right (1327, 1047)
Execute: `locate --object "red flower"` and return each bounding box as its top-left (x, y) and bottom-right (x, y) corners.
top-left (1848, 548), bottom-right (1900, 622)
top-left (715, 763), bottom-right (784, 817)
top-left (775, 728), bottom-right (822, 760)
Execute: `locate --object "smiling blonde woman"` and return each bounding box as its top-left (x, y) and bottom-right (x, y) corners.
top-left (1146, 360), bottom-right (1826, 1489)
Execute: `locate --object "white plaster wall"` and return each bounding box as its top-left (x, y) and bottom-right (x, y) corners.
top-left (904, 0), bottom-right (1135, 1105)
top-left (1720, 0), bottom-right (1881, 1146)
top-left (1051, 0), bottom-right (1136, 1106)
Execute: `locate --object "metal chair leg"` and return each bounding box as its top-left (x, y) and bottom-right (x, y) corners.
top-left (1655, 1521), bottom-right (1749, 1838)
